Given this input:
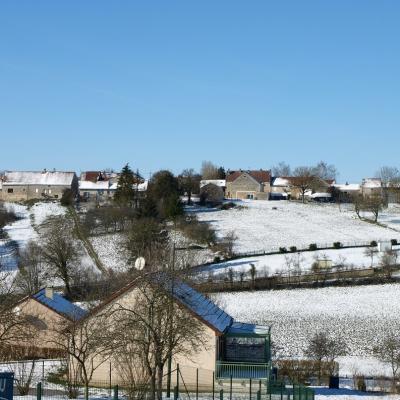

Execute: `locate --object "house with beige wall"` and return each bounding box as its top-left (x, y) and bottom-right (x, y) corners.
top-left (0, 170), bottom-right (78, 202)
top-left (225, 170), bottom-right (271, 200)
top-left (78, 274), bottom-right (271, 387)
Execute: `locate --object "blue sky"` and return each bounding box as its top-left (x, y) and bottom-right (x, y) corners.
top-left (0, 1), bottom-right (399, 182)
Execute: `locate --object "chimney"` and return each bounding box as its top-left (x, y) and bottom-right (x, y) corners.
top-left (45, 287), bottom-right (54, 299)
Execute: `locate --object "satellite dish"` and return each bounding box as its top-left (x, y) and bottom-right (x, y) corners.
top-left (135, 257), bottom-right (146, 271)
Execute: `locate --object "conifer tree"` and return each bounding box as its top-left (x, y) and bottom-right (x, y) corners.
top-left (114, 164), bottom-right (136, 207)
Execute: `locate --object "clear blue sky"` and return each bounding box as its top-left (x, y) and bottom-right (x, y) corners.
top-left (1, 1), bottom-right (399, 182)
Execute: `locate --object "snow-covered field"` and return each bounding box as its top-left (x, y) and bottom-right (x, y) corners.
top-left (198, 246), bottom-right (400, 279)
top-left (215, 284), bottom-right (400, 377)
top-left (196, 201), bottom-right (400, 253)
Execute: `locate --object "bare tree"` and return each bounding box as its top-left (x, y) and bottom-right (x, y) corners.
top-left (305, 331), bottom-right (347, 384)
top-left (40, 216), bottom-right (81, 298)
top-left (374, 332), bottom-right (400, 392)
top-left (312, 161), bottom-right (338, 181)
top-left (376, 166), bottom-right (400, 205)
top-left (221, 230), bottom-right (238, 258)
top-left (272, 162), bottom-right (291, 177)
top-left (379, 249), bottom-right (398, 279)
top-left (104, 275), bottom-right (207, 400)
top-left (51, 309), bottom-right (110, 393)
top-left (364, 247), bottom-right (377, 268)
top-left (291, 167), bottom-right (317, 203)
top-left (178, 169), bottom-right (201, 205)
top-left (15, 241), bottom-right (48, 295)
top-left (200, 161), bottom-right (220, 180)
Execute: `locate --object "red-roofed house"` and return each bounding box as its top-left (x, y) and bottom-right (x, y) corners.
top-left (225, 170), bottom-right (271, 200)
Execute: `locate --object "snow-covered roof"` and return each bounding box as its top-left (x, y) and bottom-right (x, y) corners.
top-left (362, 178), bottom-right (382, 188)
top-left (226, 322), bottom-right (270, 336)
top-left (4, 171), bottom-right (76, 186)
top-left (33, 288), bottom-right (87, 321)
top-left (310, 192), bottom-right (332, 199)
top-left (79, 180), bottom-right (111, 190)
top-left (333, 183), bottom-right (360, 192)
top-left (271, 177), bottom-right (290, 187)
top-left (200, 180), bottom-right (226, 189)
top-left (108, 181), bottom-right (148, 191)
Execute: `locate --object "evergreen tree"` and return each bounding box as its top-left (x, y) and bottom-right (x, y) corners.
top-left (114, 164), bottom-right (136, 207)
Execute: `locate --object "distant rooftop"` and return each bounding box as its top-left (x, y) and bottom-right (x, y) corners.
top-left (4, 171), bottom-right (76, 186)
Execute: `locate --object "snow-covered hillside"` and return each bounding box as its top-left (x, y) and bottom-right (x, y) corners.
top-left (196, 201), bottom-right (399, 253)
top-left (215, 284), bottom-right (400, 377)
top-left (198, 245), bottom-right (400, 279)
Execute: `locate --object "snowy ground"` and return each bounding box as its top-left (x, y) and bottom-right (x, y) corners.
top-left (197, 246), bottom-right (400, 280)
top-left (215, 284), bottom-right (400, 378)
top-left (195, 201), bottom-right (400, 253)
top-left (0, 202), bottom-right (96, 281)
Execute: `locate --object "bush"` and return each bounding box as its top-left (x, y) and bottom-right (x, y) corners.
top-left (213, 256), bottom-right (221, 263)
top-left (370, 240), bottom-right (377, 247)
top-left (220, 202), bottom-right (236, 210)
top-left (391, 239), bottom-right (398, 246)
top-left (333, 242), bottom-right (342, 249)
top-left (309, 243), bottom-right (318, 251)
top-left (61, 188), bottom-right (74, 206)
top-left (279, 247), bottom-right (287, 253)
top-left (289, 246), bottom-right (297, 253)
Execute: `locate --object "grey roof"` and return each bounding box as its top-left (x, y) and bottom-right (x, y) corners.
top-left (154, 273), bottom-right (233, 334)
top-left (33, 289), bottom-right (87, 321)
top-left (226, 322), bottom-right (270, 336)
top-left (4, 171), bottom-right (75, 186)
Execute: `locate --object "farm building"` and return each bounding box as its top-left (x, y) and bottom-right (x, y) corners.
top-left (0, 170), bottom-right (78, 202)
top-left (225, 170), bottom-right (271, 200)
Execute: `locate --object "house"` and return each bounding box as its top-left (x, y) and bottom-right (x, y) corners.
top-left (271, 176), bottom-right (335, 201)
top-left (79, 273), bottom-right (271, 386)
top-left (4, 288), bottom-right (87, 360)
top-left (199, 180), bottom-right (226, 205)
top-left (225, 170), bottom-right (271, 200)
top-left (79, 180), bottom-right (114, 202)
top-left (361, 178), bottom-right (382, 197)
top-left (332, 183), bottom-right (361, 202)
top-left (0, 170), bottom-right (78, 202)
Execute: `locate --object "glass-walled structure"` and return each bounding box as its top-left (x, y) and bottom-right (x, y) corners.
top-left (216, 322), bottom-right (271, 381)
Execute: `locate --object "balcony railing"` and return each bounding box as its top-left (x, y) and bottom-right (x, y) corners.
top-left (215, 361), bottom-right (271, 381)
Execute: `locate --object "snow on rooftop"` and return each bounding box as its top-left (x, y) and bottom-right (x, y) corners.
top-left (227, 321), bottom-right (270, 336)
top-left (271, 177), bottom-right (290, 187)
top-left (200, 180), bottom-right (226, 188)
top-left (4, 171), bottom-right (75, 186)
top-left (362, 178), bottom-right (382, 188)
top-left (333, 183), bottom-right (360, 191)
top-left (79, 180), bottom-right (111, 190)
top-left (33, 288), bottom-right (87, 321)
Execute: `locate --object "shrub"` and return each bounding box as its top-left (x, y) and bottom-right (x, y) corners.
top-left (220, 202), bottom-right (236, 210)
top-left (290, 246), bottom-right (297, 252)
top-left (370, 240), bottom-right (377, 247)
top-left (309, 243), bottom-right (318, 251)
top-left (61, 188), bottom-right (74, 206)
top-left (333, 242), bottom-right (342, 249)
top-left (213, 256), bottom-right (221, 263)
top-left (279, 247), bottom-right (287, 253)
top-left (391, 239), bottom-right (398, 246)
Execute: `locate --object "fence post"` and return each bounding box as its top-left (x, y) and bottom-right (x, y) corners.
top-left (257, 390), bottom-right (261, 400)
top-left (37, 382), bottom-right (42, 400)
top-left (113, 385), bottom-right (119, 400)
top-left (196, 368), bottom-right (199, 400)
top-left (219, 389), bottom-right (224, 400)
top-left (249, 378), bottom-right (252, 400)
top-left (212, 372), bottom-right (215, 400)
top-left (230, 374), bottom-right (232, 400)
top-left (174, 386), bottom-right (178, 400)
top-left (176, 363), bottom-right (180, 395)
top-left (85, 385), bottom-right (89, 400)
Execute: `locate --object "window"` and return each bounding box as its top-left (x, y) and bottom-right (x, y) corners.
top-left (224, 337), bottom-right (266, 363)
top-left (54, 195), bottom-right (58, 199)
top-left (7, 188), bottom-right (13, 193)
top-left (35, 188), bottom-right (39, 193)
top-left (48, 189), bottom-right (52, 194)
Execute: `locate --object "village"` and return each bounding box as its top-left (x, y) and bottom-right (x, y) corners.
top-left (1, 163), bottom-right (400, 400)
